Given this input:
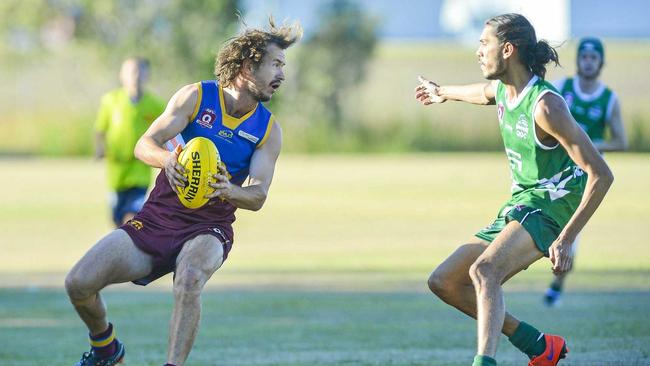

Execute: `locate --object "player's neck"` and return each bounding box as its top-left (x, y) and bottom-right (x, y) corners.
top-left (577, 75), bottom-right (601, 94)
top-left (222, 86), bottom-right (257, 118)
top-left (501, 67), bottom-right (534, 102)
top-left (124, 86), bottom-right (143, 103)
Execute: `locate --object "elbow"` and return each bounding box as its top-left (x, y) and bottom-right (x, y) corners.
top-left (600, 167), bottom-right (615, 189)
top-left (252, 196), bottom-right (267, 211)
top-left (249, 201), bottom-right (264, 211)
top-left (133, 138), bottom-right (146, 162)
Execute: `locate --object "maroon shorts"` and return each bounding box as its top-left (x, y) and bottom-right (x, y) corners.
top-left (120, 218), bottom-right (233, 286)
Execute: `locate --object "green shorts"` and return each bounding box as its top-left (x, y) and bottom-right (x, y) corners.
top-left (475, 203), bottom-right (562, 256)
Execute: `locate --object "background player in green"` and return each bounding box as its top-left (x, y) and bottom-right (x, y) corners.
top-left (543, 37), bottom-right (628, 306)
top-left (95, 57), bottom-right (165, 227)
top-left (414, 14), bottom-right (613, 366)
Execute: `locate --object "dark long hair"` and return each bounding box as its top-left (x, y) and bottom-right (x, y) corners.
top-left (486, 13), bottom-right (559, 79)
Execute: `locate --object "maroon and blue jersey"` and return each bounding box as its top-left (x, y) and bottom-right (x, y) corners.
top-left (134, 81), bottom-right (275, 233)
top-left (165, 80), bottom-right (275, 186)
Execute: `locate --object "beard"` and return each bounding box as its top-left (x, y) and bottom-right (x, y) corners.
top-left (483, 57), bottom-right (507, 80)
top-left (248, 82), bottom-right (271, 102)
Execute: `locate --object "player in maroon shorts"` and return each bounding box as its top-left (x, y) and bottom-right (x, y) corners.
top-left (66, 19), bottom-right (301, 366)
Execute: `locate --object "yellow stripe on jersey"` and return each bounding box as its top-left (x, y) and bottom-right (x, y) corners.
top-left (219, 85), bottom-right (258, 130)
top-left (190, 82), bottom-right (203, 121)
top-left (257, 114), bottom-right (275, 148)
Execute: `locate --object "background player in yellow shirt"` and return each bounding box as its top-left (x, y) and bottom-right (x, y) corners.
top-left (95, 57), bottom-right (165, 226)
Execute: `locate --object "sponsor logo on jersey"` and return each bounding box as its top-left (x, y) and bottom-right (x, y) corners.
top-left (587, 105), bottom-right (603, 120)
top-left (238, 130), bottom-right (260, 144)
top-left (197, 109), bottom-right (217, 128)
top-left (218, 129), bottom-right (233, 139)
top-left (505, 148), bottom-right (522, 172)
top-left (516, 114), bottom-right (528, 139)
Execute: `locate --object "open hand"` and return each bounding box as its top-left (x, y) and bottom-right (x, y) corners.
top-left (415, 75), bottom-right (446, 105)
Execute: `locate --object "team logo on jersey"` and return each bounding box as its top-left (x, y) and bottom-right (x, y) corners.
top-left (563, 92), bottom-right (574, 108)
top-left (197, 109), bottom-right (217, 128)
top-left (587, 105), bottom-right (603, 120)
top-left (497, 103), bottom-right (505, 123)
top-left (516, 114), bottom-right (528, 139)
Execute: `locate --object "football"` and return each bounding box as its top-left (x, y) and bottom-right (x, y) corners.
top-left (176, 137), bottom-right (220, 209)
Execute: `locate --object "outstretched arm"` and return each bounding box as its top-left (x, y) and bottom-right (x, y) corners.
top-left (595, 98), bottom-right (628, 152)
top-left (535, 93), bottom-right (614, 274)
top-left (415, 76), bottom-right (496, 106)
top-left (206, 122), bottom-right (282, 211)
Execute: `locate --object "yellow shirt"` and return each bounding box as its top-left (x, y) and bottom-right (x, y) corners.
top-left (95, 88), bottom-right (165, 190)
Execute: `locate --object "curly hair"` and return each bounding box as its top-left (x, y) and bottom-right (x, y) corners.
top-left (215, 18), bottom-right (303, 87)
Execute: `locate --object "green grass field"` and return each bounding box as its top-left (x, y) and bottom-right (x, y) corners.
top-left (1, 154), bottom-right (649, 365)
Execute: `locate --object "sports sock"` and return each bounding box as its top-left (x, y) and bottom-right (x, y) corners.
top-left (508, 321), bottom-right (546, 358)
top-left (90, 322), bottom-right (118, 359)
top-left (472, 354), bottom-right (497, 366)
top-left (550, 281), bottom-right (563, 292)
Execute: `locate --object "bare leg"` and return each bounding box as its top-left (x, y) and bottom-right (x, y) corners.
top-left (65, 229), bottom-right (154, 334)
top-left (469, 221), bottom-right (543, 358)
top-left (167, 234), bottom-right (224, 366)
top-left (428, 241), bottom-right (530, 336)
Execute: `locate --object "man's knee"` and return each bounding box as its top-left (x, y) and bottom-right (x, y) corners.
top-left (468, 259), bottom-right (499, 288)
top-left (174, 267), bottom-right (208, 298)
top-left (65, 270), bottom-right (97, 303)
top-left (427, 269), bottom-right (456, 299)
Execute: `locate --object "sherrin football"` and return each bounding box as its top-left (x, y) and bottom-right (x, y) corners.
top-left (176, 137), bottom-right (220, 209)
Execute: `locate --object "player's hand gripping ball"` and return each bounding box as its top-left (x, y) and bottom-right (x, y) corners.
top-left (176, 137), bottom-right (220, 209)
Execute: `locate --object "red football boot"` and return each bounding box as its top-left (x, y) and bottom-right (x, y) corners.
top-left (528, 334), bottom-right (568, 366)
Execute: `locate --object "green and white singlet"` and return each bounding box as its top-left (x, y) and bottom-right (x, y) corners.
top-left (476, 76), bottom-right (587, 254)
top-left (557, 77), bottom-right (616, 142)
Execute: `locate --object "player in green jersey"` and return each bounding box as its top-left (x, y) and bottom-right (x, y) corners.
top-left (95, 57), bottom-right (165, 227)
top-left (543, 37), bottom-right (627, 306)
top-left (415, 14), bottom-right (613, 366)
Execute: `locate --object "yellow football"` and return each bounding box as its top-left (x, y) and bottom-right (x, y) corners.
top-left (176, 137), bottom-right (220, 209)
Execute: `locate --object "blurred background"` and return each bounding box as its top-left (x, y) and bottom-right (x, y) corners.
top-left (2, 0), bottom-right (650, 155)
top-left (1, 1), bottom-right (649, 365)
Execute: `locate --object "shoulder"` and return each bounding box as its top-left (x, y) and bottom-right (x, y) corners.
top-left (257, 115), bottom-right (282, 149)
top-left (535, 91), bottom-right (570, 125)
top-left (143, 91), bottom-right (165, 107)
top-left (171, 83), bottom-right (201, 108)
top-left (536, 91), bottom-right (567, 114)
top-left (101, 89), bottom-right (123, 104)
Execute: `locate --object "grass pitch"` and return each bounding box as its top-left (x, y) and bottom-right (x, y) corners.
top-left (1, 154), bottom-right (649, 365)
